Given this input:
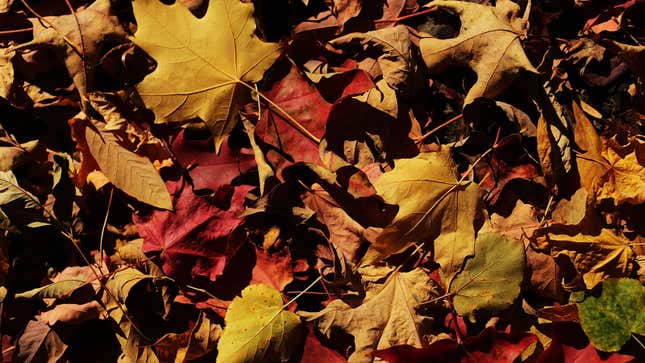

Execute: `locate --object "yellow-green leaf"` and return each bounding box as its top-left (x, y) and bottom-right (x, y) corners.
top-left (217, 284), bottom-right (303, 363)
top-left (450, 232), bottom-right (525, 322)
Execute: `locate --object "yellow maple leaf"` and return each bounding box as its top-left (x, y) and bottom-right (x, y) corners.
top-left (572, 102), bottom-right (645, 205)
top-left (132, 0), bottom-right (282, 150)
top-left (536, 229), bottom-right (635, 288)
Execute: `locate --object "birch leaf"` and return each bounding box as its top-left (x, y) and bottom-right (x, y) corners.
top-left (450, 232), bottom-right (525, 322)
top-left (574, 278), bottom-right (645, 352)
top-left (132, 0), bottom-right (282, 150)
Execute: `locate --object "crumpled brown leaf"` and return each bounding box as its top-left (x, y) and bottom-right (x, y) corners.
top-left (10, 0), bottom-right (127, 96)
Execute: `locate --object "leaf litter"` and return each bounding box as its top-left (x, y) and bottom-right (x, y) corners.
top-left (0, 0), bottom-right (644, 362)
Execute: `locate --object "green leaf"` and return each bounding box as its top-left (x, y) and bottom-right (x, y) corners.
top-left (216, 284), bottom-right (304, 363)
top-left (449, 232), bottom-right (525, 322)
top-left (575, 278), bottom-right (645, 352)
top-left (15, 280), bottom-right (88, 300)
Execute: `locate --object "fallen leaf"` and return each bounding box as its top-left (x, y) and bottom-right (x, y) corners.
top-left (450, 232), bottom-right (525, 322)
top-left (251, 246), bottom-right (294, 292)
top-left (15, 280), bottom-right (88, 300)
top-left (573, 278), bottom-right (645, 352)
top-left (132, 0), bottom-right (282, 150)
top-left (301, 326), bottom-right (347, 363)
top-left (536, 322), bottom-right (635, 363)
top-left (37, 301), bottom-right (105, 326)
top-left (302, 267), bottom-right (442, 363)
top-left (85, 124), bottom-right (172, 210)
top-left (333, 0), bottom-right (363, 32)
top-left (302, 184), bottom-right (367, 262)
top-left (11, 0), bottom-right (127, 95)
top-left (368, 151), bottom-right (484, 285)
top-left (373, 327), bottom-right (537, 363)
top-left (171, 129), bottom-right (256, 193)
top-left (14, 320), bottom-right (68, 363)
top-left (217, 284), bottom-right (304, 363)
top-left (536, 229), bottom-right (635, 288)
top-left (328, 25), bottom-right (416, 95)
top-left (133, 180), bottom-right (251, 282)
top-left (419, 0), bottom-right (537, 106)
top-left (154, 311), bottom-right (222, 363)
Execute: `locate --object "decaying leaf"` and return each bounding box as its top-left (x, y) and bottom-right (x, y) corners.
top-left (154, 311), bottom-right (222, 363)
top-left (11, 0), bottom-right (128, 95)
top-left (132, 0), bottom-right (282, 150)
top-left (217, 284), bottom-right (304, 363)
top-left (14, 320), bottom-right (68, 363)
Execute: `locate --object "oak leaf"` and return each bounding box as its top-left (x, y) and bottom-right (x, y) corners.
top-left (419, 0), bottom-right (537, 106)
top-left (132, 0), bottom-right (282, 150)
top-left (302, 267), bottom-right (442, 363)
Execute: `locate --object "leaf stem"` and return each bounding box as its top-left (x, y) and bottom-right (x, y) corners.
top-left (239, 81), bottom-right (321, 145)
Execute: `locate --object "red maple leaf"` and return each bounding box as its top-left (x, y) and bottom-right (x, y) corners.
top-left (133, 179), bottom-right (253, 282)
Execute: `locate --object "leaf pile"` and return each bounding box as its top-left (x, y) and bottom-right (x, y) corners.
top-left (0, 0), bottom-right (644, 362)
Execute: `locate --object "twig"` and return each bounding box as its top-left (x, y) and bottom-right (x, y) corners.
top-left (99, 186), bottom-right (114, 263)
top-left (375, 6), bottom-right (438, 24)
top-left (415, 114), bottom-right (463, 143)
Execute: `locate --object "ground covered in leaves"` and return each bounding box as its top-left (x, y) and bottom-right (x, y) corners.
top-left (0, 0), bottom-right (644, 362)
